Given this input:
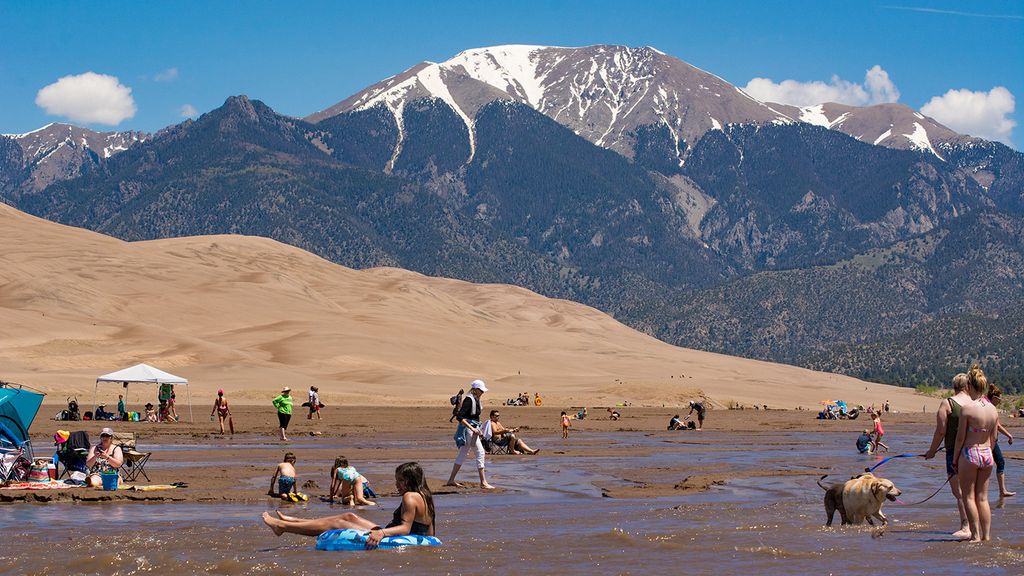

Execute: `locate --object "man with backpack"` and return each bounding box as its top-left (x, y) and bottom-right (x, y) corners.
top-left (449, 389), bottom-right (464, 422)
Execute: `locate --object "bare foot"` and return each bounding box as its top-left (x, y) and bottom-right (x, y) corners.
top-left (275, 511), bottom-right (301, 521)
top-left (530, 449), bottom-right (540, 455)
top-left (357, 500), bottom-right (377, 506)
top-left (481, 483), bottom-right (497, 490)
top-left (444, 481), bottom-right (465, 488)
top-left (1000, 490), bottom-right (1016, 497)
top-left (952, 528), bottom-right (972, 540)
top-left (261, 512), bottom-right (284, 536)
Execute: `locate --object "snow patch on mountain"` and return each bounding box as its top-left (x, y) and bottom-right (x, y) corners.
top-left (905, 122), bottom-right (944, 160)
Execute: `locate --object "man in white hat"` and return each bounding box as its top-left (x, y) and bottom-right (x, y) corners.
top-left (272, 387), bottom-right (293, 441)
top-left (445, 380), bottom-right (495, 489)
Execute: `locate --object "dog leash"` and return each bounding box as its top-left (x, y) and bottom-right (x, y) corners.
top-left (867, 447), bottom-right (945, 473)
top-left (895, 475), bottom-right (952, 506)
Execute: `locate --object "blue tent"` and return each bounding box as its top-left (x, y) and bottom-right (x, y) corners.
top-left (0, 385), bottom-right (44, 448)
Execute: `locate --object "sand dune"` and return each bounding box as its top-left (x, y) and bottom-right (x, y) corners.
top-left (0, 203), bottom-right (933, 410)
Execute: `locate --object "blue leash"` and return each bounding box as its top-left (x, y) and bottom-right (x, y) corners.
top-left (867, 453), bottom-right (919, 473)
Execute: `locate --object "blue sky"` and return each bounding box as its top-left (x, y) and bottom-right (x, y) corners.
top-left (1, 0), bottom-right (1021, 147)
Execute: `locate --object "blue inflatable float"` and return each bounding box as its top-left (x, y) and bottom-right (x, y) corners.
top-left (315, 528), bottom-right (442, 551)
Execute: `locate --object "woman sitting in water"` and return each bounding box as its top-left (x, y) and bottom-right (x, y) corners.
top-left (262, 462), bottom-right (434, 547)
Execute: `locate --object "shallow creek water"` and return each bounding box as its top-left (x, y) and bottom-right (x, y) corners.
top-left (2, 431), bottom-right (1022, 575)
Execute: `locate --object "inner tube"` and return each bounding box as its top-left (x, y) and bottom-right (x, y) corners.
top-left (315, 528), bottom-right (442, 551)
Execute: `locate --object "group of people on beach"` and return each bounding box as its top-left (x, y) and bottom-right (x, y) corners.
top-left (925, 366), bottom-right (1014, 542)
top-left (262, 461), bottom-right (435, 548)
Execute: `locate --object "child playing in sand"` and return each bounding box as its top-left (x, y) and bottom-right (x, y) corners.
top-left (144, 402), bottom-right (157, 422)
top-left (561, 411), bottom-right (571, 439)
top-left (329, 456), bottom-right (376, 506)
top-left (270, 452), bottom-right (307, 502)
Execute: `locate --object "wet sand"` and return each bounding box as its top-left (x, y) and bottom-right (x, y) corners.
top-left (4, 406), bottom-right (1023, 574)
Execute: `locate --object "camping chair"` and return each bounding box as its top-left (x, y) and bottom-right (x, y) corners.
top-left (482, 433), bottom-right (514, 455)
top-left (114, 432), bottom-right (152, 482)
top-left (1, 446), bottom-right (31, 482)
top-left (57, 431), bottom-right (90, 478)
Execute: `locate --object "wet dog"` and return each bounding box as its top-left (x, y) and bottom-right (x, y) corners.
top-left (842, 472), bottom-right (901, 525)
top-left (818, 472), bottom-right (901, 526)
top-left (817, 474), bottom-right (849, 526)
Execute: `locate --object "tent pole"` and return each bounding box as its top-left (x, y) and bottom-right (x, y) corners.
top-left (93, 381), bottom-right (98, 416)
top-left (187, 383), bottom-right (193, 423)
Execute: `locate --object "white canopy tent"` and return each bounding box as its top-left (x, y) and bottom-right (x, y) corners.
top-left (95, 363), bottom-right (192, 422)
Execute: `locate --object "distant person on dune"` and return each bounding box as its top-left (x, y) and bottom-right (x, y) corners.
top-left (445, 380), bottom-right (495, 489)
top-left (273, 387), bottom-right (293, 442)
top-left (925, 372), bottom-right (973, 539)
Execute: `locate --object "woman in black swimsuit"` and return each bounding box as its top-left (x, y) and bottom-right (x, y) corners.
top-left (262, 462), bottom-right (434, 547)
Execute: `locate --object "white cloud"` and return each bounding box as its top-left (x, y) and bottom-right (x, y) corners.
top-left (743, 65), bottom-right (900, 107)
top-left (179, 104), bottom-right (198, 118)
top-left (35, 72), bottom-right (137, 125)
top-left (921, 87), bottom-right (1016, 144)
top-left (154, 67), bottom-right (179, 82)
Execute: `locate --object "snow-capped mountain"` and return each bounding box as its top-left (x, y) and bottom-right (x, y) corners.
top-left (310, 44), bottom-right (989, 168)
top-left (2, 123), bottom-right (148, 190)
top-left (768, 101), bottom-right (969, 159)
top-left (307, 44), bottom-right (790, 167)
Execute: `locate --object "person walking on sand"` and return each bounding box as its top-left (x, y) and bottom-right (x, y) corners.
top-left (953, 366), bottom-right (1000, 542)
top-left (307, 386), bottom-right (321, 420)
top-left (445, 380), bottom-right (495, 489)
top-left (986, 384), bottom-right (1016, 499)
top-left (211, 389), bottom-right (234, 435)
top-left (688, 400), bottom-right (706, 430)
top-left (561, 411), bottom-right (571, 438)
top-left (925, 373), bottom-right (973, 539)
top-left (273, 387), bottom-right (293, 442)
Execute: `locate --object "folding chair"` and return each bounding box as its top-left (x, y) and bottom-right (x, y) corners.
top-left (483, 434), bottom-right (514, 455)
top-left (57, 431), bottom-right (89, 479)
top-left (114, 432), bottom-right (152, 482)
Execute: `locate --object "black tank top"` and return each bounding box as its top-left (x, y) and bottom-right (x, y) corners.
top-left (385, 503), bottom-right (432, 536)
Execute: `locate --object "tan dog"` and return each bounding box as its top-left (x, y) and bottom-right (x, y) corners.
top-left (841, 472), bottom-right (902, 525)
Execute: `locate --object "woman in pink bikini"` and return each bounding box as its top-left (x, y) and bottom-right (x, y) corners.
top-left (952, 365), bottom-right (1000, 542)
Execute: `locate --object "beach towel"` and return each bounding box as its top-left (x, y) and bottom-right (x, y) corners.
top-left (0, 480), bottom-right (86, 491)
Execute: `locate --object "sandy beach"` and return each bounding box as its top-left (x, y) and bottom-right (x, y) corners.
top-left (4, 405), bottom-right (1023, 574)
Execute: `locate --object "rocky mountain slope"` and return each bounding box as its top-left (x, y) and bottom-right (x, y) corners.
top-left (1, 123), bottom-right (147, 190)
top-left (2, 44), bottom-right (1022, 392)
